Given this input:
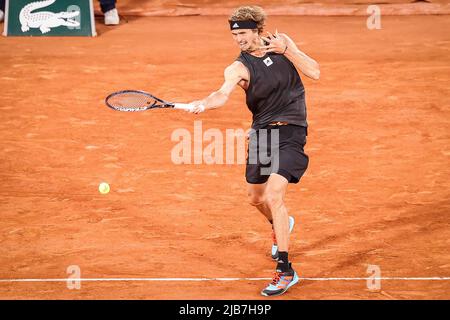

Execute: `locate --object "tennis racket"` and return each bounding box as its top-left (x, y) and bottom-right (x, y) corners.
top-left (105, 90), bottom-right (196, 112)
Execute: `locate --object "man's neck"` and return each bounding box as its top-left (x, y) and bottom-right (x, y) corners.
top-left (245, 38), bottom-right (266, 57)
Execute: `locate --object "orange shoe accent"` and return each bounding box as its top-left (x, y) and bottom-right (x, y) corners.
top-left (272, 273), bottom-right (293, 289)
top-left (270, 272), bottom-right (281, 285)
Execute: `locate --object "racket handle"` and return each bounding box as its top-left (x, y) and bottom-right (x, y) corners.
top-left (173, 103), bottom-right (205, 113)
top-left (173, 103), bottom-right (194, 111)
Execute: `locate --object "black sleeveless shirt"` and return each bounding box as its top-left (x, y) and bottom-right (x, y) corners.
top-left (236, 51), bottom-right (308, 129)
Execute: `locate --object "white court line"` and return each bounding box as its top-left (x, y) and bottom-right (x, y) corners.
top-left (0, 277), bottom-right (450, 283)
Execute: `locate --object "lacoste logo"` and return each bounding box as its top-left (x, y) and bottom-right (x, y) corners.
top-left (19, 0), bottom-right (80, 34)
top-left (263, 57), bottom-right (273, 67)
top-left (232, 23), bottom-right (239, 28)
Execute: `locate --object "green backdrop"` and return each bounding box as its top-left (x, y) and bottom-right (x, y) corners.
top-left (3, 0), bottom-right (96, 37)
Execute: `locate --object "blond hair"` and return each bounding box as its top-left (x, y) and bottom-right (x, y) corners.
top-left (229, 6), bottom-right (266, 34)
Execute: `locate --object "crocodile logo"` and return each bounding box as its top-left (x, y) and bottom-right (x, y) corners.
top-left (20, 0), bottom-right (80, 34)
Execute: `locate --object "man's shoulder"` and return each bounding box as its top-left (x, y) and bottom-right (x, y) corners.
top-left (225, 60), bottom-right (247, 76)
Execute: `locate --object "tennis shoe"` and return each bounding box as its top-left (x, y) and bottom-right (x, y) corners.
top-left (104, 8), bottom-right (119, 25)
top-left (261, 263), bottom-right (299, 297)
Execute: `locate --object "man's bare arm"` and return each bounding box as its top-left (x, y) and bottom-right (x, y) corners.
top-left (281, 33), bottom-right (320, 80)
top-left (189, 61), bottom-right (247, 114)
top-left (261, 32), bottom-right (320, 80)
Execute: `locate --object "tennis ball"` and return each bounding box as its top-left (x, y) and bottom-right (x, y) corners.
top-left (98, 182), bottom-right (110, 194)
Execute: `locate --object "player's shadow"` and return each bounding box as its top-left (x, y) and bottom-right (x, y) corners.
top-left (292, 198), bottom-right (450, 283)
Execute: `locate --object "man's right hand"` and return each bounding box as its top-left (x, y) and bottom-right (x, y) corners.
top-left (188, 100), bottom-right (206, 114)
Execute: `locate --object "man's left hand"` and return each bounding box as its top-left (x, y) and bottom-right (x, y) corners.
top-left (260, 30), bottom-right (288, 55)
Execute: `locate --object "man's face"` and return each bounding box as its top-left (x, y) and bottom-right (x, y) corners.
top-left (231, 29), bottom-right (259, 52)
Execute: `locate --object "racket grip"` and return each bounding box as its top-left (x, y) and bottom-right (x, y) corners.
top-left (173, 103), bottom-right (194, 111)
top-left (173, 103), bottom-right (205, 113)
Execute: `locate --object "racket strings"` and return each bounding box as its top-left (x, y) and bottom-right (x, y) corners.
top-left (107, 92), bottom-right (157, 111)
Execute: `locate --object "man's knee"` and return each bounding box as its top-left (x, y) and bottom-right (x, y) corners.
top-left (264, 190), bottom-right (284, 210)
top-left (248, 192), bottom-right (265, 207)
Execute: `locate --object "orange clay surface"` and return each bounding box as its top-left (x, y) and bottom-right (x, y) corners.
top-left (0, 15), bottom-right (450, 299)
top-left (109, 0), bottom-right (450, 16)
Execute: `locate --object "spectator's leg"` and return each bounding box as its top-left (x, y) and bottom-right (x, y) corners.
top-left (100, 0), bottom-right (119, 25)
top-left (99, 0), bottom-right (116, 14)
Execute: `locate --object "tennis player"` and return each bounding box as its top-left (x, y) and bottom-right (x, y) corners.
top-left (189, 5), bottom-right (320, 297)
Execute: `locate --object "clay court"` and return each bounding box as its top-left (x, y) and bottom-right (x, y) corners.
top-left (0, 1), bottom-right (450, 299)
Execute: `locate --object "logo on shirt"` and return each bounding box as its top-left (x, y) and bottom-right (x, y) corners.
top-left (263, 57), bottom-right (273, 67)
top-left (232, 23), bottom-right (239, 29)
